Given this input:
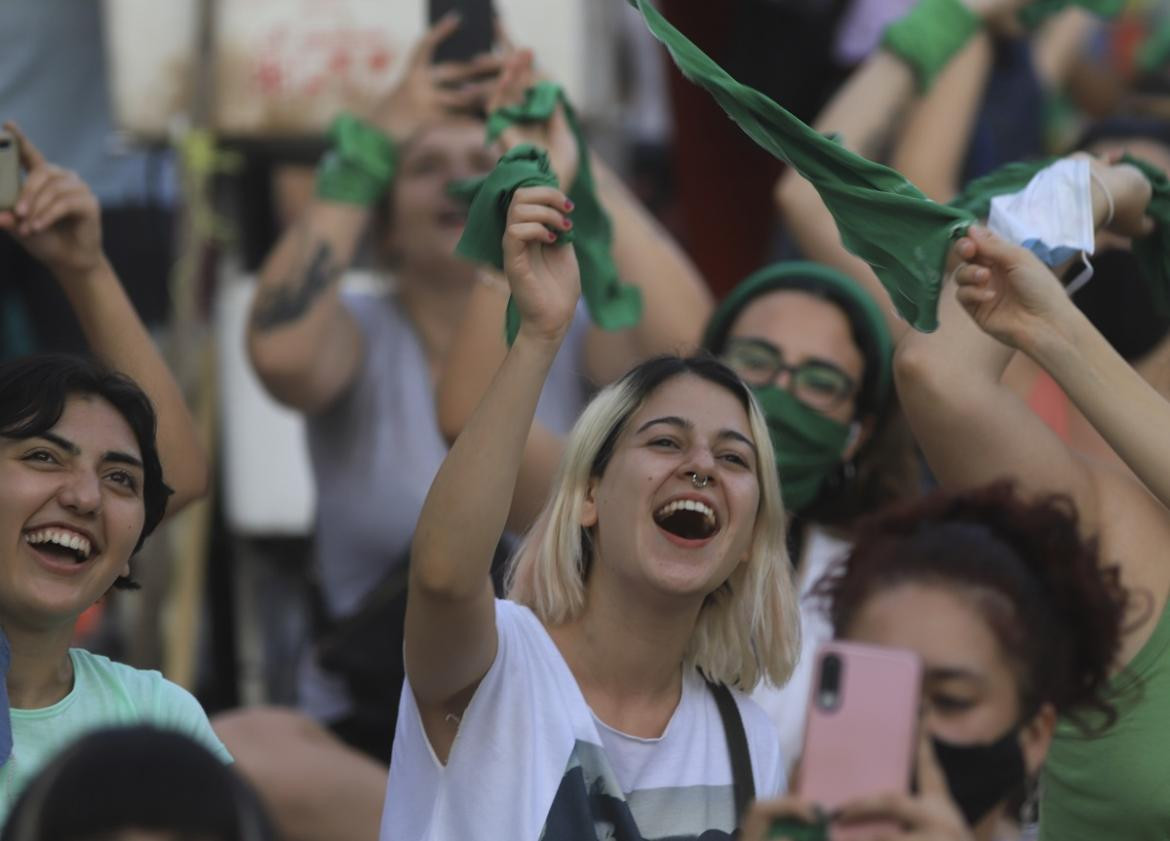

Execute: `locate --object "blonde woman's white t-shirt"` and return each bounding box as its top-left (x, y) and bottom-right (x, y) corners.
top-left (381, 599), bottom-right (786, 841)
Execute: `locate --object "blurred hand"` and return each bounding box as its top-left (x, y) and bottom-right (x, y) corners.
top-left (502, 186), bottom-right (580, 344)
top-left (1091, 156), bottom-right (1155, 240)
top-left (0, 122), bottom-right (103, 279)
top-left (487, 49), bottom-right (579, 190)
top-left (368, 14), bottom-right (503, 143)
top-left (832, 731), bottom-right (974, 841)
top-left (959, 0), bottom-right (1028, 34)
top-left (740, 795), bottom-right (824, 841)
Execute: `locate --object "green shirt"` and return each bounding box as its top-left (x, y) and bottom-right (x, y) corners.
top-left (1040, 597), bottom-right (1170, 841)
top-left (0, 648), bottom-right (231, 823)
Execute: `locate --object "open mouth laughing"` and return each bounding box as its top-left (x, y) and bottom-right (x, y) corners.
top-left (23, 526), bottom-right (97, 565)
top-left (653, 497), bottom-right (720, 543)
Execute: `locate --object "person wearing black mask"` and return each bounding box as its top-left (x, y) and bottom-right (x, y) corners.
top-left (740, 481), bottom-right (1126, 841)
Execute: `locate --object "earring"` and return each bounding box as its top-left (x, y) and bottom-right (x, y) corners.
top-left (1019, 778), bottom-right (1040, 828)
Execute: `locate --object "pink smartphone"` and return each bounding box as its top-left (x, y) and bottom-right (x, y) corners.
top-left (796, 641), bottom-right (922, 840)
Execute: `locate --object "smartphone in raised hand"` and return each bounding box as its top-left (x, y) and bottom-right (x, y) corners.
top-left (0, 130), bottom-right (20, 211)
top-left (795, 641), bottom-right (922, 841)
top-left (428, 0), bottom-right (495, 64)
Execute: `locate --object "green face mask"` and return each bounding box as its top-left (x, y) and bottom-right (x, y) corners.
top-left (751, 385), bottom-right (852, 514)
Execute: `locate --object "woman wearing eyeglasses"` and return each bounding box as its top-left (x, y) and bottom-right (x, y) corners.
top-left (701, 262), bottom-right (920, 768)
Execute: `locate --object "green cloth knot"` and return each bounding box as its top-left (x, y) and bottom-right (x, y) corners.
top-left (630, 0), bottom-right (974, 332)
top-left (456, 81), bottom-right (642, 344)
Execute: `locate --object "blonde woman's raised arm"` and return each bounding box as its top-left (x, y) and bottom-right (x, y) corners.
top-left (406, 186), bottom-right (580, 750)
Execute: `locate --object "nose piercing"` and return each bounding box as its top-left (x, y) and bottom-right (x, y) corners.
top-left (688, 471), bottom-right (710, 489)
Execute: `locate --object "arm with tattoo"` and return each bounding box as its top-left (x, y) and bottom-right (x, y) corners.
top-left (247, 202), bottom-right (368, 414)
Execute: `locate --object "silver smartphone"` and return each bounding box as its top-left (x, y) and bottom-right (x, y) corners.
top-left (0, 130), bottom-right (21, 211)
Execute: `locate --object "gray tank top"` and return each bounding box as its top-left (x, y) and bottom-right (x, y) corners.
top-left (307, 289), bottom-right (590, 619)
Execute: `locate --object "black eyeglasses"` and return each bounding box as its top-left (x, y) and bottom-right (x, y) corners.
top-left (722, 337), bottom-right (856, 411)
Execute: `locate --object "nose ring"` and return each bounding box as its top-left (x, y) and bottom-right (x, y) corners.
top-left (688, 471), bottom-right (710, 489)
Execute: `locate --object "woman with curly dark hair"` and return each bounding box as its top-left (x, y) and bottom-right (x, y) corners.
top-left (743, 481), bottom-right (1127, 841)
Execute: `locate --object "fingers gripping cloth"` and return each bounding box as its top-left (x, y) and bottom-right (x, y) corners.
top-left (454, 144), bottom-right (568, 342)
top-left (629, 0), bottom-right (973, 332)
top-left (950, 154), bottom-right (1170, 317)
top-left (455, 81), bottom-right (642, 344)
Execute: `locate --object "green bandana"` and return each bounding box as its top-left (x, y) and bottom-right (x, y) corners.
top-left (455, 81), bottom-right (642, 344)
top-left (950, 154), bottom-right (1170, 317)
top-left (315, 113), bottom-right (397, 206)
top-left (703, 261), bottom-right (894, 415)
top-left (882, 0), bottom-right (981, 92)
top-left (629, 0), bottom-right (974, 332)
top-left (1017, 0), bottom-right (1124, 29)
top-left (752, 385), bottom-right (853, 514)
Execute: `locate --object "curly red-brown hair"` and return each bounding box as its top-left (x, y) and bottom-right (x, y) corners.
top-left (814, 481), bottom-right (1129, 733)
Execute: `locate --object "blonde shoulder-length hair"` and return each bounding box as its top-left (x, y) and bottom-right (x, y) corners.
top-left (507, 355), bottom-right (800, 691)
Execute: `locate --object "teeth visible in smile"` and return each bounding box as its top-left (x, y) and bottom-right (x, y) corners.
top-left (24, 529), bottom-right (92, 560)
top-left (654, 499), bottom-right (717, 527)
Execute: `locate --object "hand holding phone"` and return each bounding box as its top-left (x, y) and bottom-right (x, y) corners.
top-left (366, 13), bottom-right (501, 143)
top-left (796, 642), bottom-right (922, 840)
top-left (428, 0), bottom-right (495, 64)
top-left (0, 130), bottom-right (20, 211)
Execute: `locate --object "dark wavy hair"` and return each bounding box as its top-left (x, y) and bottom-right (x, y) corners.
top-left (1, 726), bottom-right (277, 841)
top-left (0, 354), bottom-right (172, 589)
top-left (816, 481), bottom-right (1128, 733)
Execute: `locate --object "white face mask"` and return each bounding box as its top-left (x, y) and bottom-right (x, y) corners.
top-left (988, 157), bottom-right (1096, 268)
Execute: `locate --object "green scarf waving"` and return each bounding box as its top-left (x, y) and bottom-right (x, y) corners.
top-left (629, 0), bottom-right (975, 332)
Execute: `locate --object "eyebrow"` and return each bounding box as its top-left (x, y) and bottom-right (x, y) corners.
top-left (105, 452), bottom-right (144, 470)
top-left (635, 416), bottom-right (758, 455)
top-left (38, 433), bottom-right (143, 470)
top-left (925, 666), bottom-right (985, 684)
top-left (38, 432), bottom-right (79, 454)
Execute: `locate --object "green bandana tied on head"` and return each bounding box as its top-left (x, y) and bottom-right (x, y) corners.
top-left (454, 81), bottom-right (642, 344)
top-left (704, 262), bottom-right (893, 514)
top-left (950, 154), bottom-right (1170, 317)
top-left (752, 385), bottom-right (854, 514)
top-left (703, 261), bottom-right (894, 413)
top-left (629, 0), bottom-right (974, 332)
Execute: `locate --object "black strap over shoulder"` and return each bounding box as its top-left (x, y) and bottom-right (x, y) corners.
top-left (706, 679), bottom-right (755, 826)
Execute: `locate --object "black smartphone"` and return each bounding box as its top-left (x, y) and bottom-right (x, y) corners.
top-left (428, 0), bottom-right (495, 64)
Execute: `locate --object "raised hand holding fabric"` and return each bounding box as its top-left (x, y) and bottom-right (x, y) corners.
top-left (457, 81), bottom-right (641, 344)
top-left (951, 154), bottom-right (1170, 316)
top-left (629, 0), bottom-right (974, 332)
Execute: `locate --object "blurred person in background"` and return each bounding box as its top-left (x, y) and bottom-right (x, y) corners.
top-left (0, 0), bottom-right (175, 360)
top-left (217, 19), bottom-right (711, 841)
top-left (1, 727), bottom-right (274, 841)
